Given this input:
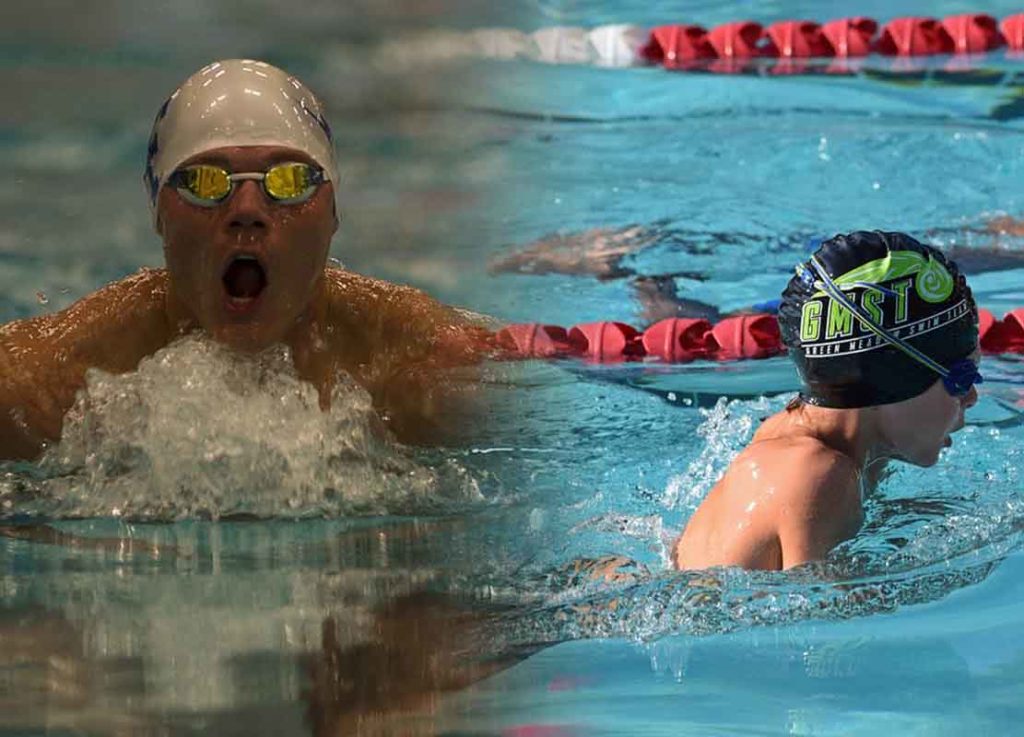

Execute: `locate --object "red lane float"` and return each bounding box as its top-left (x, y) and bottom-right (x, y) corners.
top-left (980, 308), bottom-right (1024, 353)
top-left (630, 12), bottom-right (1022, 73)
top-left (764, 21), bottom-right (833, 58)
top-left (711, 314), bottom-right (782, 360)
top-left (642, 318), bottom-right (716, 362)
top-left (706, 21), bottom-right (764, 59)
top-left (875, 17), bottom-right (954, 56)
top-left (567, 321), bottom-right (643, 361)
top-left (942, 14), bottom-right (1005, 54)
top-left (1004, 14), bottom-right (1024, 51)
top-left (499, 308), bottom-right (1024, 364)
top-left (498, 315), bottom-right (784, 362)
top-left (640, 24), bottom-right (715, 67)
top-left (821, 17), bottom-right (878, 57)
top-left (496, 323), bottom-right (570, 357)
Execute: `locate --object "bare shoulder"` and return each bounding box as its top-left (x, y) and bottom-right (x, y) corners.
top-left (323, 267), bottom-right (435, 309)
top-left (72, 267), bottom-right (170, 331)
top-left (745, 436), bottom-right (860, 505)
top-left (1, 267), bottom-right (173, 382)
top-left (748, 436), bottom-right (862, 558)
top-left (0, 269), bottom-right (172, 459)
top-left (674, 433), bottom-right (862, 571)
top-left (1, 268), bottom-right (169, 345)
top-left (317, 268), bottom-right (494, 444)
top-left (322, 266), bottom-right (492, 335)
top-left (107, 266), bottom-right (170, 302)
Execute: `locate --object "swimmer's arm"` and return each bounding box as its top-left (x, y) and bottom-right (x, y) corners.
top-left (373, 290), bottom-right (497, 444)
top-left (776, 454), bottom-right (862, 569)
top-left (0, 342), bottom-right (49, 460)
top-left (984, 215), bottom-right (1024, 238)
top-left (385, 286), bottom-right (497, 364)
top-left (382, 298), bottom-right (497, 444)
top-left (0, 269), bottom-right (172, 460)
top-left (322, 269), bottom-right (498, 443)
top-left (487, 225), bottom-right (653, 279)
top-left (0, 320), bottom-right (78, 460)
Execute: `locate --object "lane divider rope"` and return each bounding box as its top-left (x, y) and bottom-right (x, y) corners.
top-left (496, 307), bottom-right (1024, 363)
top-left (440, 13), bottom-right (1024, 70)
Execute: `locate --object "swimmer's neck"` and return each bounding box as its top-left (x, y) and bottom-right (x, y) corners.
top-left (161, 270), bottom-right (331, 362)
top-left (774, 402), bottom-right (893, 488)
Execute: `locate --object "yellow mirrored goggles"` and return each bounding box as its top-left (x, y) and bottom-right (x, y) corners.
top-left (167, 162), bottom-right (328, 206)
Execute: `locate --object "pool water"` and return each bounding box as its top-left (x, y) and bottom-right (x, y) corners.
top-left (4, 1), bottom-right (1024, 735)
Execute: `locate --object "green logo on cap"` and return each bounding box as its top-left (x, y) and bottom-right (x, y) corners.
top-left (800, 250), bottom-right (957, 345)
top-left (813, 251), bottom-right (954, 304)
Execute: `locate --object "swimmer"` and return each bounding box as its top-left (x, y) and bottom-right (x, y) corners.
top-left (491, 219), bottom-right (1024, 323)
top-left (673, 231), bottom-right (981, 571)
top-left (488, 222), bottom-right (722, 323)
top-left (0, 60), bottom-right (493, 461)
top-left (985, 215), bottom-right (1024, 238)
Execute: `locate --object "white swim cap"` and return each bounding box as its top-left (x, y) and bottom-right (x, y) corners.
top-left (144, 59), bottom-right (339, 225)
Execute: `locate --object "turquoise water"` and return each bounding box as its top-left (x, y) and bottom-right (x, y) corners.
top-left (4, 1), bottom-right (1024, 734)
top-left (447, 1), bottom-right (1024, 733)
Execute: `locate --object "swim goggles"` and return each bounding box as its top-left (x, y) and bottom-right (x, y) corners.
top-left (804, 256), bottom-right (983, 399)
top-left (166, 162), bottom-right (328, 206)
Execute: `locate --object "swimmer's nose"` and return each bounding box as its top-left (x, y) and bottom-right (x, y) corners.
top-left (226, 180), bottom-right (268, 230)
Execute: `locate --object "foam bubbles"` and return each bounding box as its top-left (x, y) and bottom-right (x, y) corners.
top-left (7, 335), bottom-right (481, 519)
top-left (662, 395), bottom-right (778, 512)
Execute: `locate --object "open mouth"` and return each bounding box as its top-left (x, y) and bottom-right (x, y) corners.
top-left (222, 255), bottom-right (267, 303)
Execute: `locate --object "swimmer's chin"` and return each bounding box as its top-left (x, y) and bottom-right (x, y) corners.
top-left (910, 446), bottom-right (946, 468)
top-left (884, 445), bottom-right (944, 469)
top-left (206, 322), bottom-right (287, 354)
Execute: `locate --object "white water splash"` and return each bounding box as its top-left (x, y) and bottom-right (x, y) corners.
top-left (12, 335), bottom-right (481, 519)
top-left (661, 395), bottom-right (779, 513)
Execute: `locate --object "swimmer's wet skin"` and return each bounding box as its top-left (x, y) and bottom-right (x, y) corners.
top-left (673, 231), bottom-right (981, 572)
top-left (0, 59), bottom-right (493, 461)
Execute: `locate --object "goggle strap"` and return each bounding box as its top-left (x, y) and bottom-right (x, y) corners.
top-left (848, 281), bottom-right (899, 298)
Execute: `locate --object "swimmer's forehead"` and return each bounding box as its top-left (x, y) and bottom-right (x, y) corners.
top-left (178, 145), bottom-right (318, 170)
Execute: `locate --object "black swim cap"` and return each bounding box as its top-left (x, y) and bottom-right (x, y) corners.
top-left (778, 231), bottom-right (978, 408)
